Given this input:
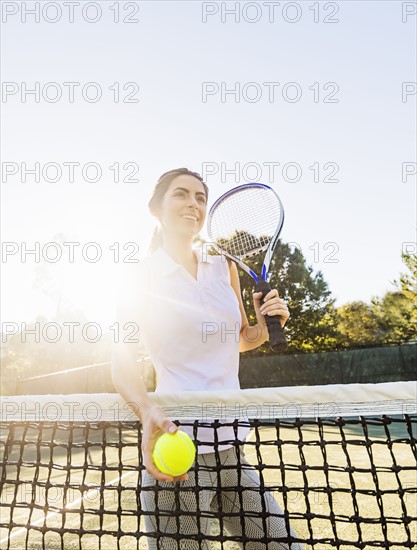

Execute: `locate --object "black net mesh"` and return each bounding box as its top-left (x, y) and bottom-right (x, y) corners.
top-left (1, 413), bottom-right (416, 549)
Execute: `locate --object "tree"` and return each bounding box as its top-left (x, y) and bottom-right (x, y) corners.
top-left (333, 253), bottom-right (417, 348)
top-left (335, 301), bottom-right (384, 347)
top-left (371, 252), bottom-right (417, 344)
top-left (264, 242), bottom-right (339, 352)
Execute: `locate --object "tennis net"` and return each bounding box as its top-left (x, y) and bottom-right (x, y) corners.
top-left (1, 382), bottom-right (416, 549)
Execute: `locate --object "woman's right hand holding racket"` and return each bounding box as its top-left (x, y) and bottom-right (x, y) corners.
top-left (253, 288), bottom-right (290, 328)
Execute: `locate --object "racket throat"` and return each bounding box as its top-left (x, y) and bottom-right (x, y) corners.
top-left (249, 265), bottom-right (268, 284)
top-left (249, 268), bottom-right (259, 282)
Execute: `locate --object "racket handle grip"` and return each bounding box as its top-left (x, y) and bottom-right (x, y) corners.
top-left (256, 281), bottom-right (288, 353)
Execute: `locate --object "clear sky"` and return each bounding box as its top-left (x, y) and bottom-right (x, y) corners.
top-left (1, 0), bottom-right (416, 328)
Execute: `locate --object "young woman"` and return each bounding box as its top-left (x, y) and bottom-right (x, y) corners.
top-left (112, 168), bottom-right (302, 549)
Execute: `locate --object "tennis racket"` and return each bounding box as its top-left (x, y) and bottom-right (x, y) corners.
top-left (207, 183), bottom-right (287, 353)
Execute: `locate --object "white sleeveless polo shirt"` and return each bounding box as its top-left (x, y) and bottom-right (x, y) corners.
top-left (119, 246), bottom-right (250, 454)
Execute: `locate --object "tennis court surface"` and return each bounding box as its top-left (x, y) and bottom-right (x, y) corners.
top-left (1, 382), bottom-right (416, 549)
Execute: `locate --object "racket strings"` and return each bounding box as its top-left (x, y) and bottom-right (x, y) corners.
top-left (208, 187), bottom-right (282, 259)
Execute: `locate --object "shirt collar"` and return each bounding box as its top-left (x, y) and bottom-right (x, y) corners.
top-left (151, 245), bottom-right (214, 277)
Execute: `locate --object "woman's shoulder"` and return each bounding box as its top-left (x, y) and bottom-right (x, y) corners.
top-left (208, 253), bottom-right (231, 281)
top-left (210, 252), bottom-right (231, 265)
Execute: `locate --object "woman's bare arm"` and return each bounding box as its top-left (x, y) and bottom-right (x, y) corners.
top-left (228, 260), bottom-right (269, 352)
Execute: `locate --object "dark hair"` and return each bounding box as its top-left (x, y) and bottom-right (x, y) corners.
top-left (148, 168), bottom-right (209, 254)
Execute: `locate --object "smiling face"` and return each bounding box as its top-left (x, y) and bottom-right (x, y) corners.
top-left (153, 174), bottom-right (208, 238)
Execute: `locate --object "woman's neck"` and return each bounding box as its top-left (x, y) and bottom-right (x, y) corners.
top-left (161, 235), bottom-right (196, 266)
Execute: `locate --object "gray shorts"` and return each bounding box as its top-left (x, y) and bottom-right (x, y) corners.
top-left (140, 446), bottom-right (303, 550)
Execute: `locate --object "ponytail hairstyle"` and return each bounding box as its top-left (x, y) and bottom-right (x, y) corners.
top-left (148, 168), bottom-right (209, 255)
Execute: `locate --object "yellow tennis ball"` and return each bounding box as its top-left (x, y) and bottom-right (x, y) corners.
top-left (152, 430), bottom-right (196, 476)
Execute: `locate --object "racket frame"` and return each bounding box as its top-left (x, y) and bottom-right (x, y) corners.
top-left (207, 183), bottom-right (285, 283)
